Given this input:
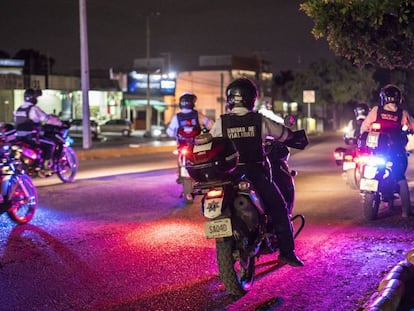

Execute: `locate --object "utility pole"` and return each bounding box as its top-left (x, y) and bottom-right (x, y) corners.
top-left (144, 12), bottom-right (160, 136)
top-left (145, 15), bottom-right (151, 136)
top-left (79, 0), bottom-right (91, 149)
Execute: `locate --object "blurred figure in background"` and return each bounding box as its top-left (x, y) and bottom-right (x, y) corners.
top-left (14, 88), bottom-right (65, 173)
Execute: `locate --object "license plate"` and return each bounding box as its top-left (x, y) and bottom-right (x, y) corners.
top-left (367, 132), bottom-right (380, 148)
top-left (204, 218), bottom-right (233, 239)
top-left (360, 178), bottom-right (379, 191)
top-left (343, 161), bottom-right (356, 170)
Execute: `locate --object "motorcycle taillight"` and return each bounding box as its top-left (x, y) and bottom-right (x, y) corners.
top-left (206, 188), bottom-right (223, 199)
top-left (180, 147), bottom-right (190, 156)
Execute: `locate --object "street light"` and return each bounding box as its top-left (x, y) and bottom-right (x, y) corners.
top-left (145, 12), bottom-right (160, 136)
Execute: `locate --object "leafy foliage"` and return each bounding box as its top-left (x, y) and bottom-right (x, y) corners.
top-left (286, 58), bottom-right (378, 106)
top-left (300, 0), bottom-right (414, 69)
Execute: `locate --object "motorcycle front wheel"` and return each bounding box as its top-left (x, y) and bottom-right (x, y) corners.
top-left (7, 174), bottom-right (38, 224)
top-left (216, 238), bottom-right (255, 297)
top-left (363, 192), bottom-right (380, 220)
top-left (57, 147), bottom-right (78, 183)
top-left (346, 167), bottom-right (361, 190)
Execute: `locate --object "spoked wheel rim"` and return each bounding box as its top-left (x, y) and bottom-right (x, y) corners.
top-left (7, 175), bottom-right (38, 224)
top-left (57, 148), bottom-right (78, 183)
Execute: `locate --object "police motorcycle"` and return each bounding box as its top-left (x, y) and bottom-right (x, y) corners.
top-left (174, 126), bottom-right (207, 204)
top-left (0, 124), bottom-right (38, 224)
top-left (264, 115), bottom-right (305, 214)
top-left (185, 128), bottom-right (308, 296)
top-left (333, 140), bottom-right (361, 190)
top-left (358, 122), bottom-right (411, 220)
top-left (11, 120), bottom-right (78, 183)
top-left (334, 104), bottom-right (369, 190)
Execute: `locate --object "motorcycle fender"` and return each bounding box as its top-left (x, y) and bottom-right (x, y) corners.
top-left (1, 175), bottom-right (11, 196)
top-left (180, 166), bottom-right (190, 178)
top-left (202, 194), bottom-right (224, 219)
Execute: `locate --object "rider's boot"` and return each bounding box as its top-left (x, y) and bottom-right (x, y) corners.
top-left (42, 159), bottom-right (53, 176)
top-left (398, 180), bottom-right (412, 218)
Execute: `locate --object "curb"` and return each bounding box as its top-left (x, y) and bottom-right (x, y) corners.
top-left (364, 249), bottom-right (414, 310)
top-left (74, 131), bottom-right (333, 161)
top-left (75, 144), bottom-right (176, 161)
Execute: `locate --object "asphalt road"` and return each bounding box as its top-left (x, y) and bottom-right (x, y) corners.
top-left (1, 132), bottom-right (413, 310)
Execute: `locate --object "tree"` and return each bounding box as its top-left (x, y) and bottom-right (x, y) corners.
top-left (300, 0), bottom-right (414, 70)
top-left (286, 58), bottom-right (378, 129)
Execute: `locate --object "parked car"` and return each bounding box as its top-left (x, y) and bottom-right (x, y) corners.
top-left (100, 119), bottom-right (132, 137)
top-left (69, 119), bottom-right (101, 140)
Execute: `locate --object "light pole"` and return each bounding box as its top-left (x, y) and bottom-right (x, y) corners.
top-left (79, 0), bottom-right (92, 149)
top-left (145, 12), bottom-right (160, 136)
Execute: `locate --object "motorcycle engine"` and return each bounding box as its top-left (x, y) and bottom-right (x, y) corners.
top-left (232, 195), bottom-right (260, 234)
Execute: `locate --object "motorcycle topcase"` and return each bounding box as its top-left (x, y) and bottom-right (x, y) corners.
top-left (186, 135), bottom-right (239, 182)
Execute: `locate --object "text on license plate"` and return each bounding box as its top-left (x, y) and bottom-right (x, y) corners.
top-left (343, 161), bottom-right (356, 170)
top-left (204, 218), bottom-right (232, 239)
top-left (360, 178), bottom-right (379, 191)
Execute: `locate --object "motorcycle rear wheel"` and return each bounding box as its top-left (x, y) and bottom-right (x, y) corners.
top-left (363, 192), bottom-right (380, 220)
top-left (7, 174), bottom-right (38, 224)
top-left (57, 147), bottom-right (78, 183)
top-left (216, 238), bottom-right (255, 296)
top-left (183, 178), bottom-right (194, 204)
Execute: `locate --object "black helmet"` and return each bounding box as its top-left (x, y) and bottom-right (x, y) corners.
top-left (379, 84), bottom-right (402, 106)
top-left (179, 92), bottom-right (197, 109)
top-left (226, 78), bottom-right (258, 111)
top-left (354, 103), bottom-right (369, 120)
top-left (24, 88), bottom-right (42, 104)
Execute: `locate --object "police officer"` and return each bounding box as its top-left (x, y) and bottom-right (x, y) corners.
top-left (361, 84), bottom-right (414, 218)
top-left (344, 103), bottom-right (369, 144)
top-left (14, 88), bottom-right (65, 174)
top-left (210, 77), bottom-right (304, 267)
top-left (166, 92), bottom-right (214, 142)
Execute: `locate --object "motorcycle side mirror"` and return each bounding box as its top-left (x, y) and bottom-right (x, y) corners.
top-left (284, 115), bottom-right (296, 127)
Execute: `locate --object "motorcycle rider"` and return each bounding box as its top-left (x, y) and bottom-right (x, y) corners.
top-left (360, 84), bottom-right (414, 218)
top-left (166, 92), bottom-right (214, 188)
top-left (344, 103), bottom-right (369, 144)
top-left (210, 77), bottom-right (304, 267)
top-left (166, 92), bottom-right (214, 140)
top-left (14, 88), bottom-right (65, 174)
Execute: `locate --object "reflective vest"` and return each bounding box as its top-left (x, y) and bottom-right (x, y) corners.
top-left (221, 112), bottom-right (264, 164)
top-left (14, 105), bottom-right (38, 131)
top-left (376, 106), bottom-right (403, 143)
top-left (176, 110), bottom-right (201, 145)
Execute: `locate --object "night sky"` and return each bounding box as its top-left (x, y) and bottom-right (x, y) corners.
top-left (0, 0), bottom-right (335, 74)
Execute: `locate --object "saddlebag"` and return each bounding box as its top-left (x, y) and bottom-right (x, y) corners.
top-left (186, 136), bottom-right (239, 182)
